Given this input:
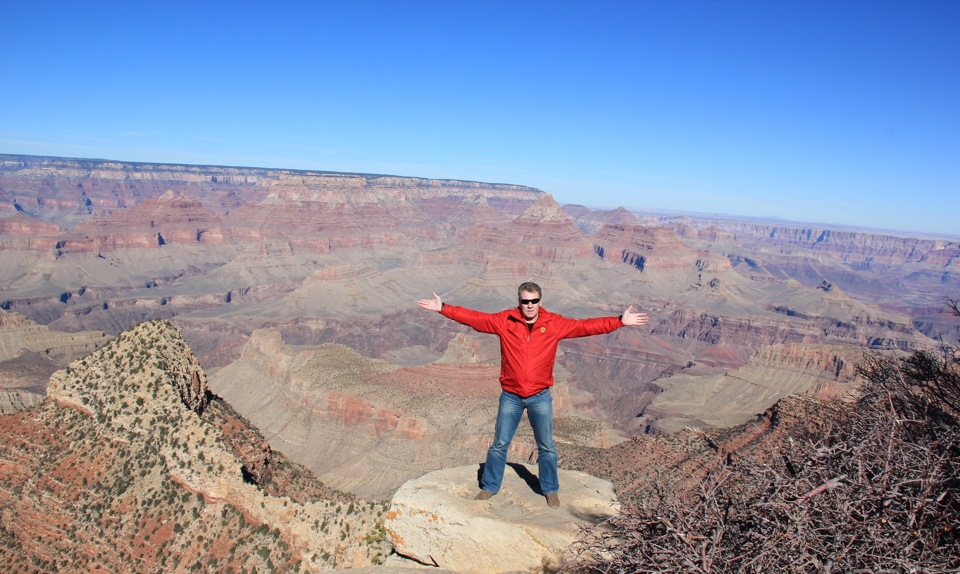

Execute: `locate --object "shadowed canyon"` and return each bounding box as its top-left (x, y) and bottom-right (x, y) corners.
top-left (2, 154), bottom-right (959, 571)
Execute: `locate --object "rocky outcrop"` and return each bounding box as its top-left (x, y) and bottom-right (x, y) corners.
top-left (0, 388), bottom-right (44, 414)
top-left (384, 464), bottom-right (619, 573)
top-left (458, 195), bottom-right (595, 266)
top-left (0, 319), bottom-right (388, 571)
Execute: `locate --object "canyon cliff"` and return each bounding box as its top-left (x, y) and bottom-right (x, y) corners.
top-left (2, 153), bottom-right (956, 478)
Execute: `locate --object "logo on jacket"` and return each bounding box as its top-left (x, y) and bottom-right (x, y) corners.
top-left (540, 327), bottom-right (546, 333)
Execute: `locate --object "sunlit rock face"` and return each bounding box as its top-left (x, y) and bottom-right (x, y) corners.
top-left (384, 464), bottom-right (619, 573)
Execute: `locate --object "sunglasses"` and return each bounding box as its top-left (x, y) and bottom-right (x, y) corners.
top-left (519, 298), bottom-right (541, 305)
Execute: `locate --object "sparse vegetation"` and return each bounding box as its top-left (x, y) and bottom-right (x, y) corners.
top-left (561, 300), bottom-right (960, 573)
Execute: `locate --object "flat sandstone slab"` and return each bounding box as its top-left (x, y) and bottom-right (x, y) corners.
top-left (385, 464), bottom-right (619, 573)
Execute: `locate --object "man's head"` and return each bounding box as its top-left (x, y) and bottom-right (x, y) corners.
top-left (517, 281), bottom-right (542, 322)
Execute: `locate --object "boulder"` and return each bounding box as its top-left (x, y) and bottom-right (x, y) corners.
top-left (384, 464), bottom-right (619, 573)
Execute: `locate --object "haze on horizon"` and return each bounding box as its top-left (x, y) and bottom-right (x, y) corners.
top-left (2, 0), bottom-right (958, 236)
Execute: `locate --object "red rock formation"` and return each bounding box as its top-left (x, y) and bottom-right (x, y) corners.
top-left (460, 195), bottom-right (595, 266)
top-left (591, 223), bottom-right (701, 272)
top-left (0, 213), bottom-right (61, 250)
top-left (52, 191), bottom-right (228, 254)
top-left (0, 213), bottom-right (60, 236)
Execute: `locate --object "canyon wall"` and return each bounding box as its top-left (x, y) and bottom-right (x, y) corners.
top-left (2, 154), bottom-right (954, 440)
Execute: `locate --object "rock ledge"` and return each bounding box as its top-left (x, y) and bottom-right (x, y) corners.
top-left (385, 464), bottom-right (619, 573)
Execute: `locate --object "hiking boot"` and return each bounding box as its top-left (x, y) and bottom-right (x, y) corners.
top-left (545, 492), bottom-right (560, 508)
top-left (475, 490), bottom-right (495, 500)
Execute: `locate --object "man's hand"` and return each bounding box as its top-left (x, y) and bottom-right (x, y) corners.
top-left (621, 305), bottom-right (648, 327)
top-left (417, 292), bottom-right (443, 312)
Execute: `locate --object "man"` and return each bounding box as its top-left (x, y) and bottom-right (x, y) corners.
top-left (418, 281), bottom-right (648, 508)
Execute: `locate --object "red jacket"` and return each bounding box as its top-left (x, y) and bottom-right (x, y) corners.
top-left (439, 304), bottom-right (624, 398)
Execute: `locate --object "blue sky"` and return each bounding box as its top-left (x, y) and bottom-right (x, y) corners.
top-left (2, 0), bottom-right (958, 236)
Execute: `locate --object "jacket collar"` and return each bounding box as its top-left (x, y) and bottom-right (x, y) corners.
top-left (508, 306), bottom-right (553, 324)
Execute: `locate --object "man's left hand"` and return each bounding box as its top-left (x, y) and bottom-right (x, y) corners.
top-left (621, 305), bottom-right (649, 327)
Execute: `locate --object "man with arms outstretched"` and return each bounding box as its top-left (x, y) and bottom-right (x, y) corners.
top-left (418, 282), bottom-right (648, 508)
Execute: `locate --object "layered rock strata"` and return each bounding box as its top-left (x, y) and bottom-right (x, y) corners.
top-left (639, 343), bottom-right (865, 433)
top-left (1, 155), bottom-right (949, 441)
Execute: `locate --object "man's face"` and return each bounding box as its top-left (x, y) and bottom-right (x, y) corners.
top-left (518, 290), bottom-right (541, 321)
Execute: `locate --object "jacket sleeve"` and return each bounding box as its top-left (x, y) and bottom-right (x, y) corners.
top-left (556, 315), bottom-right (623, 339)
top-left (439, 304), bottom-right (504, 335)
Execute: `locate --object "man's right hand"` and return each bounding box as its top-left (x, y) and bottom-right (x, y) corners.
top-left (417, 292), bottom-right (443, 312)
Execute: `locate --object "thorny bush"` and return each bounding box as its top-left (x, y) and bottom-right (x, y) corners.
top-left (562, 300), bottom-right (960, 573)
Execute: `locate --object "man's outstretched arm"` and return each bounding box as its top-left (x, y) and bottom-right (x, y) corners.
top-left (557, 304), bottom-right (650, 338)
top-left (417, 292), bottom-right (504, 334)
top-left (621, 305), bottom-right (649, 327)
top-left (417, 292), bottom-right (443, 312)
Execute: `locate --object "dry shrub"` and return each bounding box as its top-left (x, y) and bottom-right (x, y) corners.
top-left (562, 301), bottom-right (960, 573)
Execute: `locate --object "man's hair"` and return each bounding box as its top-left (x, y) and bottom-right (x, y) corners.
top-left (517, 282), bottom-right (542, 298)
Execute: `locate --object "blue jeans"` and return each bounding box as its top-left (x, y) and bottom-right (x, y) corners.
top-left (480, 388), bottom-right (559, 494)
